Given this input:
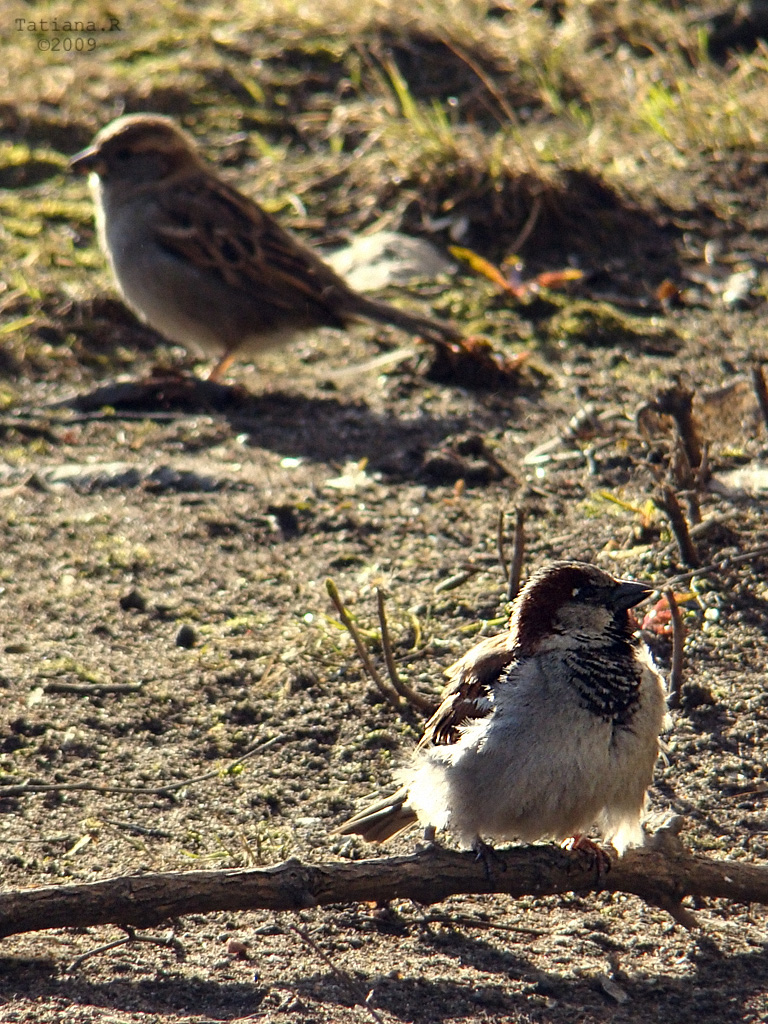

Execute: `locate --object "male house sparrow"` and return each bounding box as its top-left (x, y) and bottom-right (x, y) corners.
top-left (335, 562), bottom-right (667, 856)
top-left (70, 114), bottom-right (463, 380)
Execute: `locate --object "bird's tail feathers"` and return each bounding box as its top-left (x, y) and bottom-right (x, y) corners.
top-left (353, 295), bottom-right (463, 346)
top-left (333, 787), bottom-right (418, 843)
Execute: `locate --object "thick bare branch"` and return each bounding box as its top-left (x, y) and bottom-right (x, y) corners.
top-left (0, 828), bottom-right (766, 940)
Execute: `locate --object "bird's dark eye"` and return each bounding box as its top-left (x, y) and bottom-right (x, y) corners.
top-left (114, 147), bottom-right (133, 161)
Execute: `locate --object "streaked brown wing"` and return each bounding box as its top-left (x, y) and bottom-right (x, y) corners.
top-left (419, 632), bottom-right (517, 748)
top-left (153, 174), bottom-right (349, 326)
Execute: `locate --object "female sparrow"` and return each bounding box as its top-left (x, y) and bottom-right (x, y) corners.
top-left (335, 562), bottom-right (668, 856)
top-left (70, 114), bottom-right (463, 380)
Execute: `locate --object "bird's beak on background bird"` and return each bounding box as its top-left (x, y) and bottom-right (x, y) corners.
top-left (69, 147), bottom-right (104, 175)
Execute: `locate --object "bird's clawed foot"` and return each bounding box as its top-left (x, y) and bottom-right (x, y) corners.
top-left (416, 824), bottom-right (439, 853)
top-left (561, 834), bottom-right (612, 877)
top-left (471, 837), bottom-right (507, 882)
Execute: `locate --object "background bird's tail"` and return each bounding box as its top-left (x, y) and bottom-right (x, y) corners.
top-left (351, 294), bottom-right (464, 346)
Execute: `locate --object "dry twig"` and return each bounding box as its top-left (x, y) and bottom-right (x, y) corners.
top-left (496, 509), bottom-right (509, 582)
top-left (41, 681), bottom-right (144, 696)
top-left (663, 543), bottom-right (768, 588)
top-left (654, 486), bottom-right (699, 567)
top-left (434, 565), bottom-right (482, 593)
top-left (376, 590), bottom-right (436, 714)
top-left (663, 589), bottom-right (685, 710)
top-left (0, 734), bottom-right (284, 799)
top-left (67, 925), bottom-right (185, 972)
top-left (496, 508), bottom-right (526, 601)
top-left (326, 579), bottom-right (403, 712)
top-left (415, 908), bottom-right (546, 937)
top-left (654, 385), bottom-right (702, 470)
top-left (281, 919), bottom-right (389, 1024)
top-left (751, 362), bottom-right (768, 432)
top-left (507, 509), bottom-right (526, 602)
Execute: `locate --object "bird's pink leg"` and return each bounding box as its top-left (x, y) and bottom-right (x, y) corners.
top-left (561, 834), bottom-right (612, 875)
top-left (208, 351), bottom-right (236, 382)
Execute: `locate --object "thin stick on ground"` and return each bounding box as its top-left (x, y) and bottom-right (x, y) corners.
top-left (508, 195), bottom-right (543, 253)
top-left (679, 486), bottom-right (702, 527)
top-left (496, 508), bottom-right (508, 583)
top-left (693, 442), bottom-right (709, 494)
top-left (0, 734), bottom-right (284, 799)
top-left (281, 919), bottom-right (389, 1024)
top-left (655, 385), bottom-right (702, 471)
top-left (655, 486), bottom-right (700, 567)
top-left (67, 930), bottom-right (135, 972)
top-left (376, 589), bottom-right (436, 714)
top-left (436, 32), bottom-right (523, 130)
top-left (67, 926), bottom-right (185, 972)
top-left (41, 681), bottom-right (144, 696)
top-left (507, 508), bottom-right (526, 603)
top-left (497, 507), bottom-right (525, 601)
top-left (751, 362), bottom-right (768, 432)
top-left (420, 911), bottom-right (547, 937)
top-left (664, 588), bottom-right (685, 710)
top-left (662, 543), bottom-right (768, 588)
top-left (326, 579), bottom-right (403, 712)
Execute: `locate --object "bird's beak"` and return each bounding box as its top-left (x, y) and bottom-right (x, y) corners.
top-left (610, 579), bottom-right (652, 611)
top-left (69, 146), bottom-right (104, 175)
